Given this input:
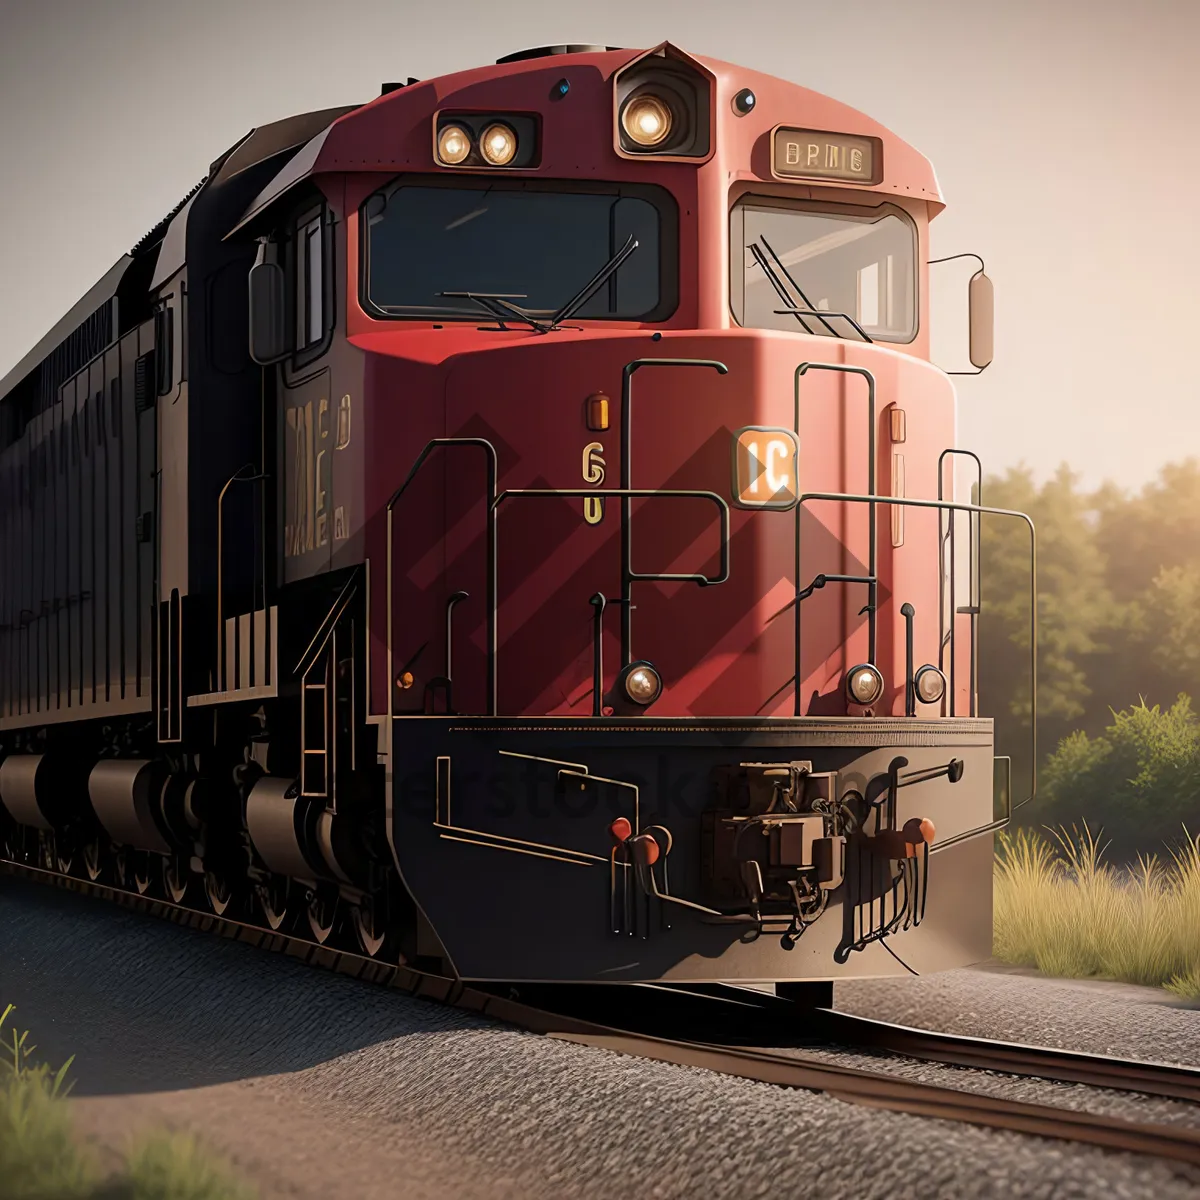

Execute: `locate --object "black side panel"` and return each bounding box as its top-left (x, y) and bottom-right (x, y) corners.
top-left (0, 321), bottom-right (156, 725)
top-left (178, 151), bottom-right (303, 697)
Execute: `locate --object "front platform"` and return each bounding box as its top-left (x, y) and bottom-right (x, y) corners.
top-left (387, 716), bottom-right (995, 982)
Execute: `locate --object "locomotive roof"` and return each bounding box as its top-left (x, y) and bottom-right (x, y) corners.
top-left (0, 104), bottom-right (360, 409)
top-left (230, 43), bottom-right (943, 238)
top-left (0, 256), bottom-right (132, 407)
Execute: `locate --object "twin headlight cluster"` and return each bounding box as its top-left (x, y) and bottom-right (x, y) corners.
top-left (437, 121), bottom-right (517, 166)
top-left (435, 113), bottom-right (539, 169)
top-left (433, 50), bottom-right (718, 171)
top-left (845, 663), bottom-right (947, 708)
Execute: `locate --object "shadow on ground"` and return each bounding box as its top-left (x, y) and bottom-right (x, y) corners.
top-left (0, 877), bottom-right (481, 1097)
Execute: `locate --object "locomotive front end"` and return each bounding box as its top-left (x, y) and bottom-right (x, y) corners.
top-left (379, 327), bottom-right (1009, 983)
top-left (329, 45), bottom-right (1031, 982)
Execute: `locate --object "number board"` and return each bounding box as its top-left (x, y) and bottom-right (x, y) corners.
top-left (772, 127), bottom-right (880, 184)
top-left (731, 427), bottom-right (800, 509)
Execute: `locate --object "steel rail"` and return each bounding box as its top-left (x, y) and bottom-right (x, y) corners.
top-left (494, 979), bottom-right (1200, 1106)
top-left (811, 1006), bottom-right (1200, 1106)
top-left (5, 858), bottom-right (1200, 1174)
top-left (641, 981), bottom-right (1200, 1104)
top-left (550, 1030), bottom-right (1200, 1172)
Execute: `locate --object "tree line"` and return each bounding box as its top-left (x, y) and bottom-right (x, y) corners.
top-left (977, 459), bottom-right (1200, 855)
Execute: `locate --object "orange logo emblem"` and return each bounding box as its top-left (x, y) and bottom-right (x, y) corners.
top-left (732, 427), bottom-right (799, 509)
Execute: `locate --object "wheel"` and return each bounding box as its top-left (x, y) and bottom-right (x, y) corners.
top-left (38, 830), bottom-right (72, 874)
top-left (0, 825), bottom-right (20, 863)
top-left (114, 848), bottom-right (130, 889)
top-left (350, 897), bottom-right (391, 958)
top-left (257, 875), bottom-right (292, 931)
top-left (132, 851), bottom-right (153, 895)
top-left (204, 870), bottom-right (234, 916)
top-left (82, 838), bottom-right (105, 882)
top-left (162, 855), bottom-right (189, 904)
top-left (306, 890), bottom-right (339, 945)
top-left (55, 837), bottom-right (74, 877)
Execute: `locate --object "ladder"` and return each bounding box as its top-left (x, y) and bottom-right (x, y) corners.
top-left (300, 631), bottom-right (336, 806)
top-left (296, 574), bottom-right (360, 812)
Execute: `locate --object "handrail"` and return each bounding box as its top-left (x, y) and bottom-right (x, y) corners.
top-left (491, 486), bottom-right (728, 717)
top-left (386, 438), bottom-right (498, 717)
top-left (589, 593), bottom-right (606, 717)
top-left (215, 463), bottom-right (268, 691)
top-left (793, 363), bottom-right (877, 714)
top-left (492, 488), bottom-right (730, 587)
top-left (621, 359), bottom-right (728, 665)
top-left (294, 571), bottom-right (359, 679)
top-left (794, 489), bottom-right (1037, 817)
top-left (386, 430), bottom-right (730, 721)
top-left (937, 449), bottom-right (983, 716)
top-left (422, 590), bottom-right (470, 715)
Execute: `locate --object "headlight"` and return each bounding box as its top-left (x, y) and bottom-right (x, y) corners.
top-left (436, 124), bottom-right (472, 165)
top-left (623, 662), bottom-right (662, 705)
top-left (914, 665), bottom-right (947, 706)
top-left (845, 663), bottom-right (884, 707)
top-left (621, 94), bottom-right (673, 147)
top-left (480, 122), bottom-right (518, 166)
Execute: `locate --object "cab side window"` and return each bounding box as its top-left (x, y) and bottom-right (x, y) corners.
top-left (293, 207), bottom-right (332, 362)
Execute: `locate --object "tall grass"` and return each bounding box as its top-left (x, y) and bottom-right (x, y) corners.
top-left (994, 824), bottom-right (1200, 998)
top-left (0, 1005), bottom-right (254, 1200)
top-left (0, 1005), bottom-right (91, 1200)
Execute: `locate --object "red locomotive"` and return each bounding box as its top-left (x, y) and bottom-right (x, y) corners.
top-left (0, 43), bottom-right (1033, 987)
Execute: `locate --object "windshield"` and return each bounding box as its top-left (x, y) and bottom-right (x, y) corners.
top-left (362, 180), bottom-right (676, 322)
top-left (730, 200), bottom-right (917, 342)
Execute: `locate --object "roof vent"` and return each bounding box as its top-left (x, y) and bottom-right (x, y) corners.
top-left (496, 45), bottom-right (616, 64)
top-left (381, 78), bottom-right (419, 95)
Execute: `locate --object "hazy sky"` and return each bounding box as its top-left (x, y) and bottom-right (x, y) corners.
top-left (1, 0), bottom-right (1196, 490)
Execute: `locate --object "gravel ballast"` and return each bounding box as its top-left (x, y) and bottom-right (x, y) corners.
top-left (2, 877), bottom-right (1198, 1200)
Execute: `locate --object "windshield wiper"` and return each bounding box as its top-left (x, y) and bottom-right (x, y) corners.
top-left (757, 236), bottom-right (841, 338)
top-left (758, 235), bottom-right (871, 342)
top-left (546, 234), bottom-right (639, 331)
top-left (437, 234), bottom-right (638, 335)
top-left (438, 291), bottom-right (549, 333)
top-left (749, 243), bottom-right (816, 335)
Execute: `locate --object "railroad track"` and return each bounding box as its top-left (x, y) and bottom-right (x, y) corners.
top-left (498, 979), bottom-right (1200, 1105)
top-left (5, 857), bottom-right (1200, 1175)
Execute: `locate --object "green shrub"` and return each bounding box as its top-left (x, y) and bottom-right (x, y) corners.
top-left (1033, 696), bottom-right (1200, 856)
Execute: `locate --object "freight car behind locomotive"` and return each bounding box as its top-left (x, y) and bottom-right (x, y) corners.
top-left (0, 43), bottom-right (1033, 986)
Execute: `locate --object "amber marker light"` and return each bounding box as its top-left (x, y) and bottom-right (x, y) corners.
top-left (437, 125), bottom-right (472, 165)
top-left (621, 94), bottom-right (673, 146)
top-left (480, 122), bottom-right (518, 165)
top-left (585, 392), bottom-right (610, 432)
